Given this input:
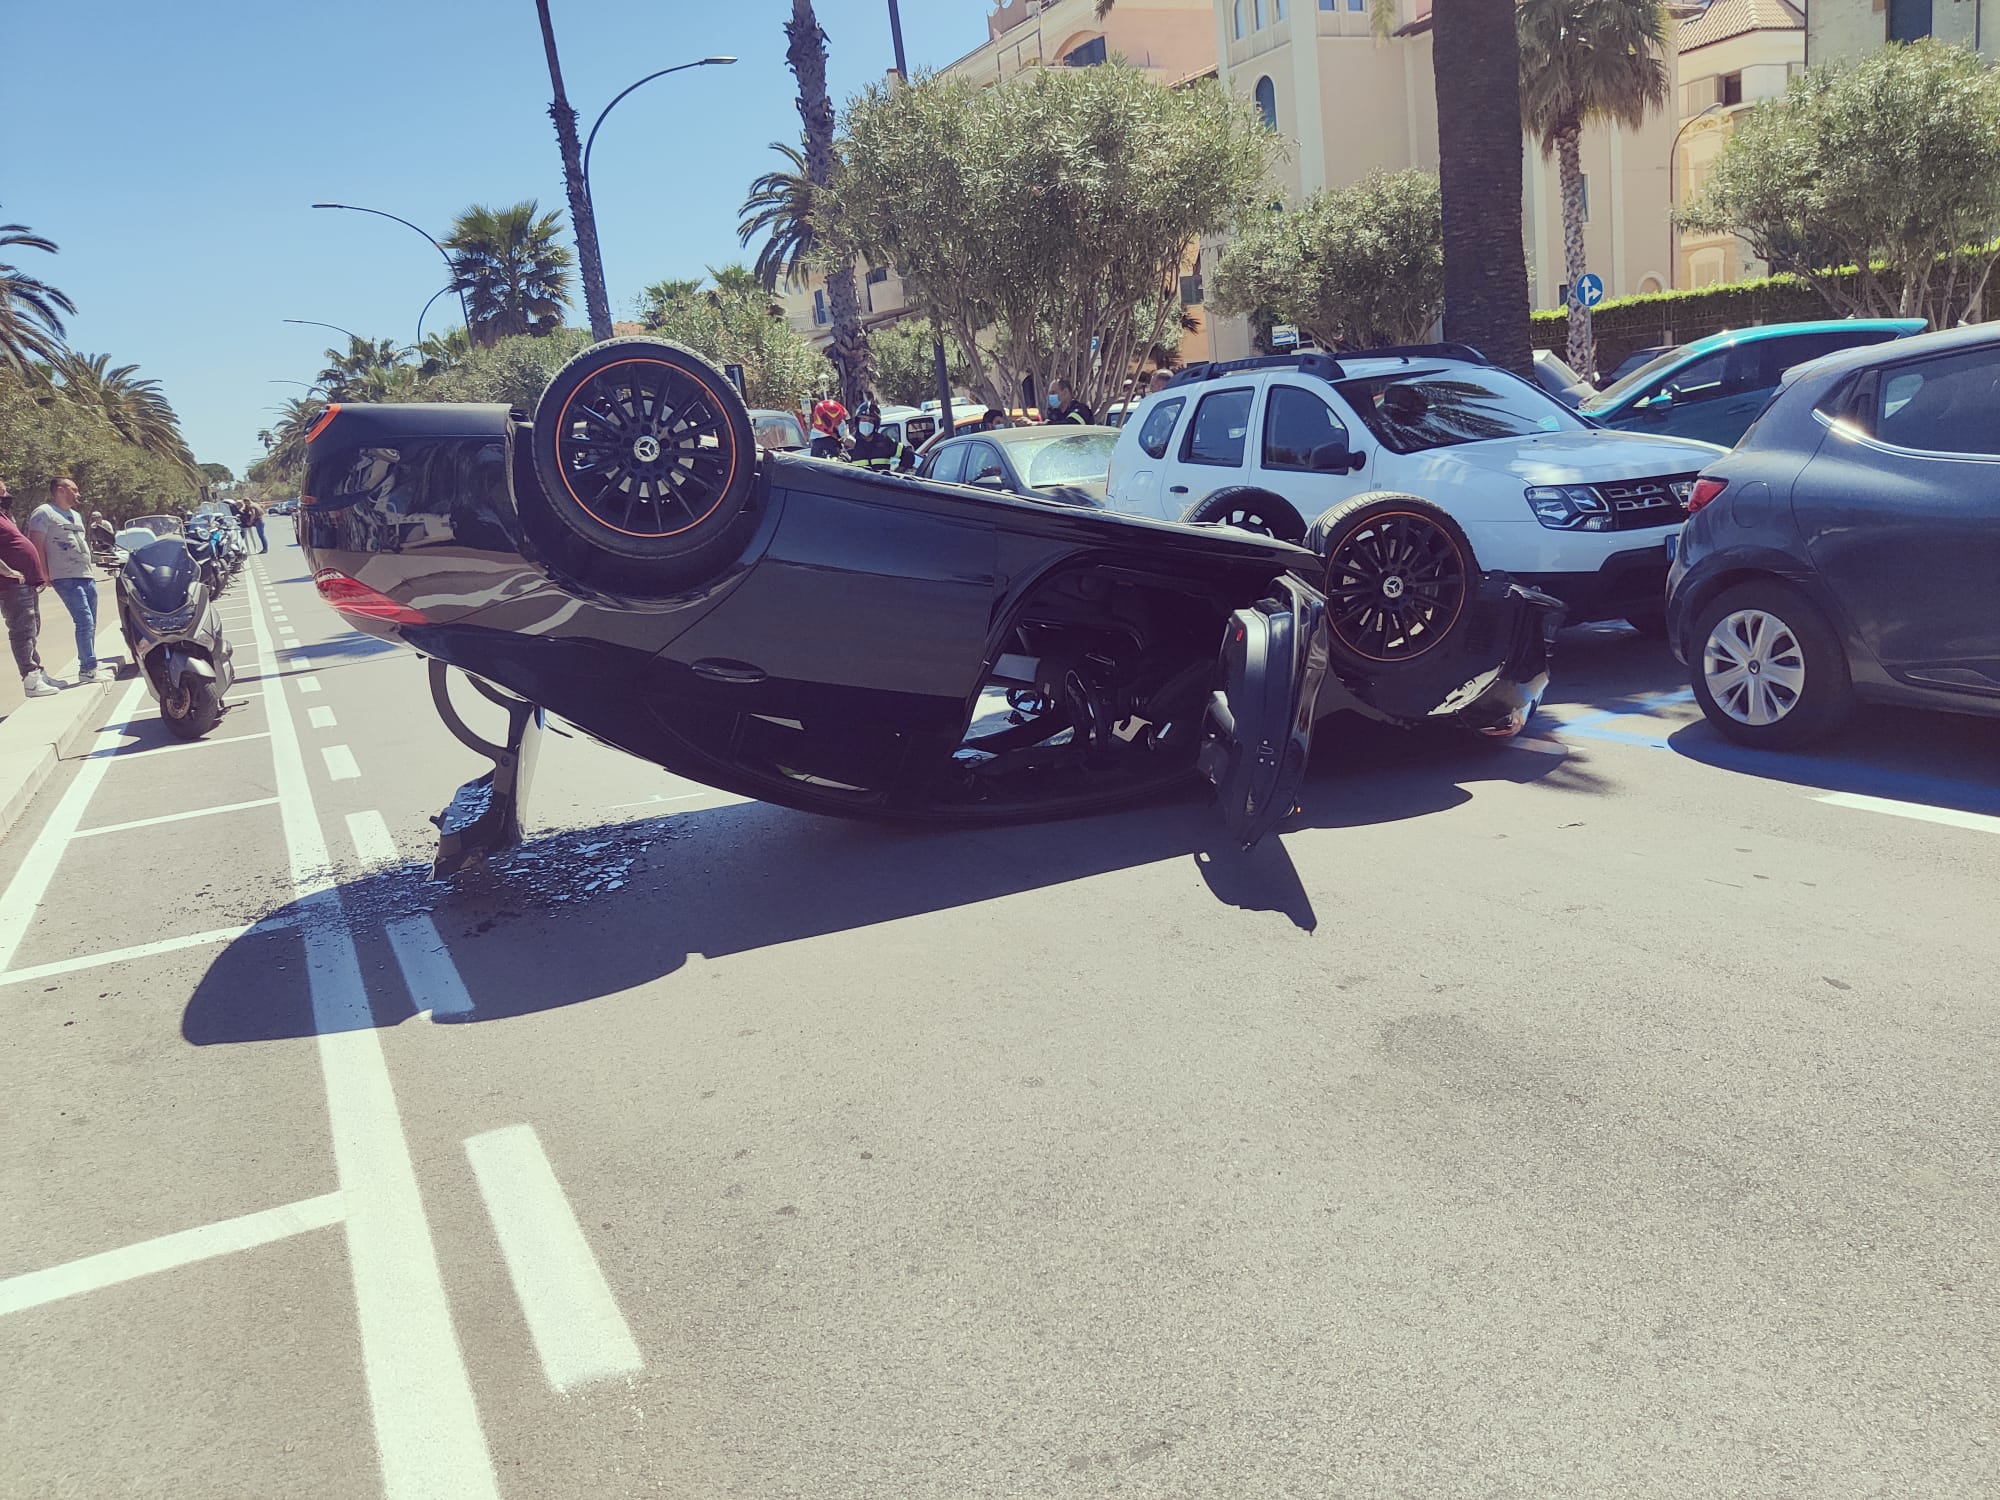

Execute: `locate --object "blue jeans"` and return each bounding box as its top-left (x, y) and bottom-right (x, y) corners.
top-left (49, 575), bottom-right (99, 674)
top-left (252, 520), bottom-right (268, 553)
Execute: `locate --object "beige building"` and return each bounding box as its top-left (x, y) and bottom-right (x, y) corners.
top-left (1674, 0), bottom-right (1805, 290)
top-left (1203, 0), bottom-right (1682, 362)
top-left (1807, 0), bottom-right (1997, 62)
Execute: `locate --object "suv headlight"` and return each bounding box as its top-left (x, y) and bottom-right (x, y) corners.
top-left (1524, 485), bottom-right (1613, 531)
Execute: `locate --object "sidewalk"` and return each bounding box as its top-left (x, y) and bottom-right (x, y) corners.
top-left (0, 571), bottom-right (129, 840)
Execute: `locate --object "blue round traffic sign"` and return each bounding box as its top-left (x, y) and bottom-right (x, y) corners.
top-left (1576, 273), bottom-right (1605, 309)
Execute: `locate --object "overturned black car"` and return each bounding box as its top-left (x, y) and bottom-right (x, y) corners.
top-left (300, 339), bottom-right (1560, 874)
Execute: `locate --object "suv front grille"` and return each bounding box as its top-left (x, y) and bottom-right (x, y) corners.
top-left (1593, 473), bottom-right (1698, 530)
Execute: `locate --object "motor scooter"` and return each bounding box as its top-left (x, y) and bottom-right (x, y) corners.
top-left (114, 515), bottom-right (236, 739)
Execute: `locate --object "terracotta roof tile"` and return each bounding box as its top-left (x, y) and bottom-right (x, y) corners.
top-left (1677, 0), bottom-right (1804, 53)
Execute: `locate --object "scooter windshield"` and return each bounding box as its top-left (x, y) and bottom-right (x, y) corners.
top-left (126, 536), bottom-right (199, 614)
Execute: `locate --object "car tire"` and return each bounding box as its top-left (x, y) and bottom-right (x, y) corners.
top-left (1305, 492), bottom-right (1477, 669)
top-left (1181, 488), bottom-right (1307, 544)
top-left (529, 337), bottom-right (758, 563)
top-left (1690, 580), bottom-right (1853, 748)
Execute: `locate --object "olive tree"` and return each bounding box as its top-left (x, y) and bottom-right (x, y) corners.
top-left (866, 318), bottom-right (972, 408)
top-left (829, 64), bottom-right (1276, 416)
top-left (1682, 40), bottom-right (2000, 326)
top-left (1211, 169), bottom-right (1444, 350)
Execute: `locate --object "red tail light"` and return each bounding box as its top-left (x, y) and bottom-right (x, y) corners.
top-left (1687, 477), bottom-right (1728, 515)
top-left (313, 568), bottom-right (428, 626)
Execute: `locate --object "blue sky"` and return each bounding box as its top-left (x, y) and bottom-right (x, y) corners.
top-left (7, 1), bottom-right (990, 478)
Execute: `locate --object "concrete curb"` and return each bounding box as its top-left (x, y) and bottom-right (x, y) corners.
top-left (0, 614), bottom-right (130, 844)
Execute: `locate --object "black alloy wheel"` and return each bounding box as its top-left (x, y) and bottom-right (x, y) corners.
top-left (531, 338), bottom-right (757, 563)
top-left (1181, 488), bottom-right (1308, 545)
top-left (1307, 492), bottom-right (1473, 666)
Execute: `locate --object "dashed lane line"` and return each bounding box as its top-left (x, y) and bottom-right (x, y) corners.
top-left (464, 1125), bottom-right (643, 1394)
top-left (345, 810), bottom-right (398, 866)
top-left (385, 916), bottom-right (476, 1022)
top-left (297, 676), bottom-right (321, 694)
top-left (322, 745), bottom-right (360, 781)
top-left (308, 706), bottom-right (337, 730)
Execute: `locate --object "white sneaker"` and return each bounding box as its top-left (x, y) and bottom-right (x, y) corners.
top-left (82, 665), bottom-right (115, 683)
top-left (22, 671), bottom-right (60, 698)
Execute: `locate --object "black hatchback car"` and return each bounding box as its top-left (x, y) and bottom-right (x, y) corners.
top-left (1666, 322), bottom-right (2000, 747)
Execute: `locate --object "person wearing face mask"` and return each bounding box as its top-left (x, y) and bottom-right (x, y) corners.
top-left (843, 401), bottom-right (914, 473)
top-left (1045, 381), bottom-right (1094, 426)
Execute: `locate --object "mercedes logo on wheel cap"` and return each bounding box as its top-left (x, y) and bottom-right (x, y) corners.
top-left (1382, 575), bottom-right (1406, 600)
top-left (632, 435), bottom-right (662, 463)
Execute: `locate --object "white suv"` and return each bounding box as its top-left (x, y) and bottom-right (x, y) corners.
top-left (1103, 345), bottom-right (1724, 626)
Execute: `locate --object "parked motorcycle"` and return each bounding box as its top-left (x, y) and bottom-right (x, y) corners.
top-left (114, 514), bottom-right (236, 738)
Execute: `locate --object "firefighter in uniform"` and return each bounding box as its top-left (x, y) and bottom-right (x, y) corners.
top-left (844, 401), bottom-right (914, 473)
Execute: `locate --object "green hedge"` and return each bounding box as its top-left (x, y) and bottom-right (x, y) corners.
top-left (1532, 269), bottom-right (2000, 374)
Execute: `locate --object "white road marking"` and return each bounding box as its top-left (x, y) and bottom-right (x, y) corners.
top-left (90, 731), bottom-right (273, 762)
top-left (1498, 735), bottom-right (1569, 757)
top-left (0, 921), bottom-right (294, 989)
top-left (309, 706), bottom-right (338, 730)
top-left (243, 564), bottom-right (500, 1497)
top-left (465, 1125), bottom-right (643, 1393)
top-left (0, 1194), bottom-right (344, 1317)
top-left (346, 810), bottom-right (399, 866)
top-left (0, 679), bottom-right (147, 974)
top-left (1816, 792), bottom-right (2000, 837)
top-left (297, 675), bottom-right (321, 694)
top-left (384, 916), bottom-right (476, 1021)
top-left (322, 745), bottom-right (360, 781)
top-left (73, 797), bottom-right (281, 839)
top-left (289, 655), bottom-right (313, 671)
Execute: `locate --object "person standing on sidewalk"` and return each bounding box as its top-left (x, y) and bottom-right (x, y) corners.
top-left (244, 499), bottom-right (268, 553)
top-left (26, 477), bottom-right (111, 684)
top-left (0, 480), bottom-right (60, 697)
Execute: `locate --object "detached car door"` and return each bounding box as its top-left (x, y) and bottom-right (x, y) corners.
top-left (1799, 343), bottom-right (2000, 692)
top-left (1200, 575), bottom-right (1332, 847)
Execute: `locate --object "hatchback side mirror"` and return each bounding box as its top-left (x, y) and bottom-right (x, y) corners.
top-left (1309, 439), bottom-right (1361, 473)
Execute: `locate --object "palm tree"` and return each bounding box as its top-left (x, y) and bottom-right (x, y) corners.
top-left (786, 1), bottom-right (871, 406)
top-left (1518, 0), bottom-right (1670, 375)
top-left (738, 141), bottom-right (818, 293)
top-left (0, 215), bottom-right (77, 380)
top-left (53, 351), bottom-right (198, 476)
top-left (1432, 0), bottom-right (1535, 374)
top-left (534, 0), bottom-right (613, 342)
top-left (256, 429), bottom-right (275, 453)
top-left (314, 335), bottom-right (410, 401)
top-left (445, 201), bottom-right (574, 346)
top-left (416, 326), bottom-right (471, 378)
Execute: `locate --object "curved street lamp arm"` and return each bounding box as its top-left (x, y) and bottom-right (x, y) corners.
top-left (415, 285), bottom-right (456, 351)
top-left (582, 58), bottom-right (736, 193)
top-left (311, 202), bottom-right (475, 338)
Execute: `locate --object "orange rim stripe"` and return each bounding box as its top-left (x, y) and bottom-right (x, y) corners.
top-left (555, 358), bottom-right (739, 538)
top-left (1327, 512), bottom-right (1468, 662)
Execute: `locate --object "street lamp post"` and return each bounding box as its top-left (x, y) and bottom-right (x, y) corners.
top-left (414, 286), bottom-right (456, 352)
top-left (283, 318), bottom-right (362, 344)
top-left (884, 1), bottom-right (956, 438)
top-left (309, 203), bottom-right (473, 338)
top-left (1668, 103), bottom-right (1729, 292)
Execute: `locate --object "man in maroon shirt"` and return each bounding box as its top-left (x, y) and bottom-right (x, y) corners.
top-left (0, 478), bottom-right (59, 697)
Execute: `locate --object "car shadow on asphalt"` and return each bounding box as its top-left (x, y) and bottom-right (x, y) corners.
top-left (181, 723), bottom-right (1593, 1046)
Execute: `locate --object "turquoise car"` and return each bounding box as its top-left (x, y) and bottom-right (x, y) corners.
top-left (1581, 319), bottom-right (1926, 448)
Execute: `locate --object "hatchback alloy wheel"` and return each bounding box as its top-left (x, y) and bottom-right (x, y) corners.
top-left (1703, 608), bottom-right (1805, 727)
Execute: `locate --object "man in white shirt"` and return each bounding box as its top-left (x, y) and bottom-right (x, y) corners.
top-left (26, 477), bottom-right (111, 683)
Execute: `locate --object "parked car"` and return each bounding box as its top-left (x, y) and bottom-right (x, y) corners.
top-left (1103, 345), bottom-right (1720, 628)
top-left (918, 425), bottom-right (1120, 502)
top-left (1582, 319), bottom-right (1926, 448)
top-left (878, 404), bottom-right (940, 452)
top-left (1666, 321), bottom-right (2000, 747)
top-left (749, 409), bottom-right (808, 453)
top-left (298, 337), bottom-right (1563, 872)
top-left (1600, 344), bottom-right (1677, 389)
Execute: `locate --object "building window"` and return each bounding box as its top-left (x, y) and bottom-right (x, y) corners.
top-left (1233, 1), bottom-right (1244, 39)
top-left (1274, 0), bottom-right (1287, 16)
top-left (1254, 76), bottom-right (1277, 129)
top-left (1180, 270), bottom-right (1205, 307)
top-left (1348, 0), bottom-right (1366, 11)
top-left (813, 289), bottom-right (828, 326)
top-left (1064, 36), bottom-right (1107, 67)
top-left (1254, 0), bottom-right (1266, 29)
top-left (866, 266), bottom-right (889, 284)
top-left (1887, 0), bottom-right (1933, 43)
top-left (1721, 72), bottom-right (1743, 106)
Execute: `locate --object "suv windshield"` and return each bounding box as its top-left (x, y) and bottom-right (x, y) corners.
top-left (1018, 430), bottom-right (1118, 489)
top-left (1588, 347), bottom-right (1693, 408)
top-left (1336, 368), bottom-right (1584, 454)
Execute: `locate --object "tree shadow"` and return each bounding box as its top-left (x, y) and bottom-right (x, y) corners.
top-left (182, 722), bottom-right (1585, 1046)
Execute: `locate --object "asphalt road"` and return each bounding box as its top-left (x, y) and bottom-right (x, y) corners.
top-left (3, 542), bottom-right (1998, 1499)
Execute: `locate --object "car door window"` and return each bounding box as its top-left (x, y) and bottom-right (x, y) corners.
top-left (1874, 347), bottom-right (2000, 455)
top-left (1136, 397), bottom-right (1185, 459)
top-left (926, 443), bottom-right (968, 484)
top-left (1657, 351), bottom-right (1729, 405)
top-left (1261, 384), bottom-right (1348, 470)
top-left (966, 443), bottom-right (1007, 484)
top-left (1182, 388), bottom-right (1254, 466)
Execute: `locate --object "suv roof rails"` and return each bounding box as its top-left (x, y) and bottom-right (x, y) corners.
top-left (1163, 341), bottom-right (1491, 391)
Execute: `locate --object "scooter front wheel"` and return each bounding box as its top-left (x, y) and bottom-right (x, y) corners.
top-left (162, 678), bottom-right (223, 740)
